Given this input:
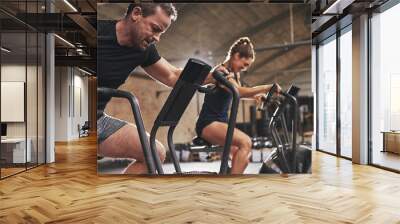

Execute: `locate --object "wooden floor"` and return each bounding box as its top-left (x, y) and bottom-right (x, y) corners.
top-left (1, 164), bottom-right (44, 178)
top-left (1, 167), bottom-right (26, 178)
top-left (1, 135), bottom-right (400, 223)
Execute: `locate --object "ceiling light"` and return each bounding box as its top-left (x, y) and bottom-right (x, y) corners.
top-left (78, 67), bottom-right (92, 76)
top-left (63, 0), bottom-right (78, 12)
top-left (323, 0), bottom-right (342, 14)
top-left (323, 0), bottom-right (355, 15)
top-left (1, 47), bottom-right (11, 53)
top-left (54, 34), bottom-right (75, 48)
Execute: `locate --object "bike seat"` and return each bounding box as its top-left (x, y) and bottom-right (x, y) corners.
top-left (192, 136), bottom-right (212, 146)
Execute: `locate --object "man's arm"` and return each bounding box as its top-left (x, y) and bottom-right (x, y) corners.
top-left (143, 57), bottom-right (182, 87)
top-left (143, 57), bottom-right (232, 87)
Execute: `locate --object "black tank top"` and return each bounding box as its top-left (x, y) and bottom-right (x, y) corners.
top-left (197, 70), bottom-right (239, 122)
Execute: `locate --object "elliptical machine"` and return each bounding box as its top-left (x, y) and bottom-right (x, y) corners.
top-left (258, 84), bottom-right (312, 174)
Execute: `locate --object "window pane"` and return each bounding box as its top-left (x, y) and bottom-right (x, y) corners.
top-left (371, 3), bottom-right (400, 171)
top-left (318, 36), bottom-right (337, 154)
top-left (340, 28), bottom-right (352, 158)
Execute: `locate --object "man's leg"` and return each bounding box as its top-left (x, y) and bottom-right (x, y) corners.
top-left (98, 122), bottom-right (166, 174)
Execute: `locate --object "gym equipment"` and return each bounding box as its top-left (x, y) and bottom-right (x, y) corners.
top-left (258, 84), bottom-right (312, 174)
top-left (98, 59), bottom-right (310, 175)
top-left (190, 137), bottom-right (223, 153)
top-left (97, 87), bottom-right (157, 174)
top-left (252, 136), bottom-right (272, 149)
top-left (98, 58), bottom-right (238, 175)
top-left (149, 58), bottom-right (239, 175)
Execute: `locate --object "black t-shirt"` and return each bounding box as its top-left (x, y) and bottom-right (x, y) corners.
top-left (97, 20), bottom-right (161, 117)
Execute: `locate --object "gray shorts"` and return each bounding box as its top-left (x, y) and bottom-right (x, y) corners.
top-left (97, 113), bottom-right (128, 144)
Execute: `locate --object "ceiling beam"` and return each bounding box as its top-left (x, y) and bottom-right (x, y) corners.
top-left (55, 55), bottom-right (96, 71)
top-left (214, 4), bottom-right (305, 55)
top-left (67, 13), bottom-right (97, 46)
top-left (85, 0), bottom-right (97, 12)
top-left (258, 56), bottom-right (310, 84)
top-left (166, 39), bottom-right (310, 64)
top-left (245, 67), bottom-right (310, 79)
top-left (0, 8), bottom-right (38, 32)
top-left (255, 40), bottom-right (311, 52)
top-left (247, 45), bottom-right (303, 74)
top-left (11, 13), bottom-right (87, 32)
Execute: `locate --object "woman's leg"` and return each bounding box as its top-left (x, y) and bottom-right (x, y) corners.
top-left (201, 122), bottom-right (252, 174)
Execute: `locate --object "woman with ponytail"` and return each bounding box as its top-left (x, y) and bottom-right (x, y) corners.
top-left (196, 37), bottom-right (281, 174)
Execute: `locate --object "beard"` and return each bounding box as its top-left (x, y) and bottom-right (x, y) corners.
top-left (129, 37), bottom-right (146, 51)
top-left (129, 28), bottom-right (154, 51)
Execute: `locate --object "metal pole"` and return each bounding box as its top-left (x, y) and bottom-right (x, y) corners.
top-left (97, 88), bottom-right (156, 174)
top-left (149, 127), bottom-right (164, 174)
top-left (213, 72), bottom-right (239, 175)
top-left (167, 126), bottom-right (181, 173)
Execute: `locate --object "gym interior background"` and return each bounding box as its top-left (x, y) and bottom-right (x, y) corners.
top-left (0, 0), bottom-right (399, 222)
top-left (97, 3), bottom-right (312, 174)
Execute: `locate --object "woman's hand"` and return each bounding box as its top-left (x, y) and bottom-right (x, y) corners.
top-left (204, 65), bottom-right (234, 85)
top-left (266, 83), bottom-right (282, 94)
top-left (253, 94), bottom-right (265, 106)
top-left (273, 83), bottom-right (282, 93)
top-left (213, 64), bottom-right (230, 75)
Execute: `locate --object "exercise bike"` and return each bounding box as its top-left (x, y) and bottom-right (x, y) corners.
top-left (98, 58), bottom-right (238, 175)
top-left (257, 84), bottom-right (312, 174)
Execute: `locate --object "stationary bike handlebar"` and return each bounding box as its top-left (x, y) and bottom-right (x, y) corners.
top-left (97, 87), bottom-right (157, 174)
top-left (211, 70), bottom-right (240, 174)
top-left (194, 70), bottom-right (236, 95)
top-left (257, 83), bottom-right (281, 111)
